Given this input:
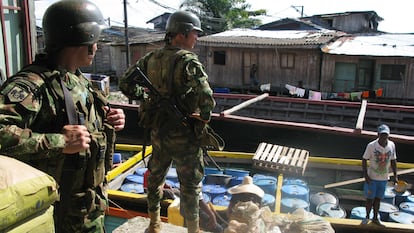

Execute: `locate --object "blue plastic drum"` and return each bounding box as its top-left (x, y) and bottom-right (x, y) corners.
top-left (125, 174), bottom-right (144, 184)
top-left (379, 202), bottom-right (399, 221)
top-left (281, 184), bottom-right (310, 202)
top-left (383, 185), bottom-right (396, 205)
top-left (395, 190), bottom-right (412, 207)
top-left (407, 195), bottom-right (414, 203)
top-left (212, 194), bottom-right (232, 207)
top-left (228, 176), bottom-right (244, 187)
top-left (283, 178), bottom-right (307, 187)
top-left (204, 167), bottom-right (223, 175)
top-left (350, 206), bottom-right (376, 220)
top-left (254, 177), bottom-right (277, 196)
top-left (281, 198), bottom-right (309, 213)
top-left (112, 153), bottom-right (122, 164)
top-left (388, 211), bottom-right (414, 224)
top-left (202, 184), bottom-right (227, 200)
top-left (135, 167), bottom-right (148, 176)
top-left (310, 192), bottom-right (338, 213)
top-left (399, 202), bottom-right (414, 215)
top-left (166, 167), bottom-right (178, 183)
top-left (224, 168), bottom-right (249, 178)
top-left (316, 203), bottom-right (346, 219)
top-left (120, 183), bottom-right (144, 194)
top-left (262, 193), bottom-right (276, 211)
top-left (202, 192), bottom-right (211, 203)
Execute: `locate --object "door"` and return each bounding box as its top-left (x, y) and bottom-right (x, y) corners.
top-left (242, 51), bottom-right (258, 86)
top-left (357, 59), bottom-right (374, 90)
top-left (333, 62), bottom-right (356, 92)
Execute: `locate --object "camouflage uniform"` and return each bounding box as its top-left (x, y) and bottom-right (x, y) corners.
top-left (119, 46), bottom-right (215, 223)
top-left (0, 54), bottom-right (115, 233)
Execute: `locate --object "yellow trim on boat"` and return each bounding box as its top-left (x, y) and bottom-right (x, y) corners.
top-left (106, 145), bottom-right (152, 182)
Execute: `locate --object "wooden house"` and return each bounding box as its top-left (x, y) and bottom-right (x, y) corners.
top-left (196, 29), bottom-right (342, 94)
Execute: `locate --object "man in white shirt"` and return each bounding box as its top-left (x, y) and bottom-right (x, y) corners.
top-left (362, 124), bottom-right (398, 226)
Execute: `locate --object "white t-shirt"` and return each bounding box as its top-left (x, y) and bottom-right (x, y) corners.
top-left (362, 139), bottom-right (396, 181)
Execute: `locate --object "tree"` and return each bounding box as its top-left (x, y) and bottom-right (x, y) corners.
top-left (180, 0), bottom-right (266, 35)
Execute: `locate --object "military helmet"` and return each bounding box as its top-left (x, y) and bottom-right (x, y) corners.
top-left (166, 11), bottom-right (203, 34)
top-left (42, 0), bottom-right (106, 50)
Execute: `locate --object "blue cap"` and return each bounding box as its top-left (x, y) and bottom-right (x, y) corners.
top-left (378, 124), bottom-right (390, 135)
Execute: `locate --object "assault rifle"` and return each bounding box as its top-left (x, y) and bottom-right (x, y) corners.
top-left (125, 66), bottom-right (223, 171)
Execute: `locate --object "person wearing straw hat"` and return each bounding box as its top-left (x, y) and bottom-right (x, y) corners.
top-left (362, 124), bottom-right (398, 226)
top-left (227, 176), bottom-right (265, 218)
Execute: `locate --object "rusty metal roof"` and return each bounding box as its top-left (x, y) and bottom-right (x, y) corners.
top-left (322, 34), bottom-right (414, 57)
top-left (197, 29), bottom-right (341, 48)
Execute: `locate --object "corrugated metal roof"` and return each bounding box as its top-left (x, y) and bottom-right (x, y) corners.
top-left (322, 34), bottom-right (414, 57)
top-left (197, 29), bottom-right (340, 48)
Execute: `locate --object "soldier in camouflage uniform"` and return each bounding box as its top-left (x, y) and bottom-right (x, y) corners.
top-left (119, 11), bottom-right (215, 233)
top-left (0, 1), bottom-right (125, 232)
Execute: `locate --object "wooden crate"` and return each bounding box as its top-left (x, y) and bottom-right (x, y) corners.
top-left (252, 142), bottom-right (309, 175)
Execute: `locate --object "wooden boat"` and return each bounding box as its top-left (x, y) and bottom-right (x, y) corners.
top-left (106, 143), bottom-right (414, 233)
top-left (110, 93), bottom-right (414, 162)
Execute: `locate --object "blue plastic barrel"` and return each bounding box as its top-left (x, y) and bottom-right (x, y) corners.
top-left (399, 202), bottom-right (414, 215)
top-left (316, 203), bottom-right (346, 219)
top-left (310, 192), bottom-right (338, 213)
top-left (228, 176), bottom-right (244, 187)
top-left (262, 193), bottom-right (276, 211)
top-left (120, 183), bottom-right (144, 194)
top-left (204, 167), bottom-right (223, 175)
top-left (281, 198), bottom-right (309, 213)
top-left (202, 192), bottom-right (211, 203)
top-left (135, 167), bottom-right (148, 176)
top-left (379, 202), bottom-right (399, 221)
top-left (125, 174), bottom-right (144, 184)
top-left (395, 190), bottom-right (411, 207)
top-left (281, 184), bottom-right (310, 202)
top-left (350, 206), bottom-right (376, 220)
top-left (224, 168), bottom-right (249, 178)
top-left (166, 167), bottom-right (178, 183)
top-left (212, 194), bottom-right (232, 207)
top-left (388, 211), bottom-right (414, 224)
top-left (202, 184), bottom-right (227, 200)
top-left (407, 195), bottom-right (414, 203)
top-left (254, 177), bottom-right (277, 195)
top-left (383, 185), bottom-right (396, 205)
top-left (112, 153), bottom-right (122, 164)
top-left (283, 178), bottom-right (307, 187)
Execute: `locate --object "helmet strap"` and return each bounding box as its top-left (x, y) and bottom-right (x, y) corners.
top-left (88, 45), bottom-right (93, 55)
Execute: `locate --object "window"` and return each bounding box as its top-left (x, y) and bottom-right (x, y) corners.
top-left (213, 51), bottom-right (226, 65)
top-left (380, 64), bottom-right (405, 81)
top-left (280, 53), bottom-right (295, 69)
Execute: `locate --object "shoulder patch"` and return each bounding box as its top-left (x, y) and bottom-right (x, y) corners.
top-left (7, 85), bottom-right (29, 102)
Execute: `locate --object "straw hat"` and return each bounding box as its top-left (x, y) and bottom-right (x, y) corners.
top-left (227, 176), bottom-right (264, 198)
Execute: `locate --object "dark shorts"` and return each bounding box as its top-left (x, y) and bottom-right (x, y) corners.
top-left (364, 180), bottom-right (387, 199)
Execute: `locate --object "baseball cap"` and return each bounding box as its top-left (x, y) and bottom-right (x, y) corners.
top-left (378, 124), bottom-right (390, 135)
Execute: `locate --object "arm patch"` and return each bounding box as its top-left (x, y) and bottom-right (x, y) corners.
top-left (7, 85), bottom-right (30, 103)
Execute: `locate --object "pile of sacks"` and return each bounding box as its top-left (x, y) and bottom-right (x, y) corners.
top-left (0, 155), bottom-right (58, 232)
top-left (224, 201), bottom-right (334, 233)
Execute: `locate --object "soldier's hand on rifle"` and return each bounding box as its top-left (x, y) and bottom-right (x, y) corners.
top-left (104, 106), bottom-right (125, 131)
top-left (62, 125), bottom-right (91, 154)
top-left (190, 113), bottom-right (209, 124)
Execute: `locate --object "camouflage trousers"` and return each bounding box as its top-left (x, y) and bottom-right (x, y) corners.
top-left (147, 127), bottom-right (204, 221)
top-left (54, 186), bottom-right (108, 233)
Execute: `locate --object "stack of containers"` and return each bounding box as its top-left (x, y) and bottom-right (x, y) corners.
top-left (0, 156), bottom-right (58, 233)
top-left (280, 178), bottom-right (310, 213)
top-left (253, 174), bottom-right (277, 211)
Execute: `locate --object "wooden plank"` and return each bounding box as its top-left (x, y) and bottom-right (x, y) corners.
top-left (266, 145), bottom-right (278, 163)
top-left (355, 99), bottom-right (367, 131)
top-left (301, 151), bottom-right (309, 175)
top-left (260, 143), bottom-right (273, 161)
top-left (271, 145), bottom-right (284, 164)
top-left (221, 93), bottom-right (269, 116)
top-left (289, 149), bottom-right (301, 167)
top-left (253, 142), bottom-right (267, 160)
top-left (324, 168), bottom-right (414, 189)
